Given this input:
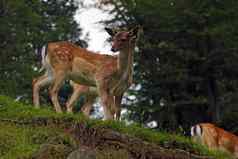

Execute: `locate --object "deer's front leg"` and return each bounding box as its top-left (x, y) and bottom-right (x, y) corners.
top-left (100, 92), bottom-right (115, 120)
top-left (110, 74), bottom-right (132, 95)
top-left (49, 71), bottom-right (66, 113)
top-left (97, 81), bottom-right (114, 119)
top-left (115, 94), bottom-right (123, 120)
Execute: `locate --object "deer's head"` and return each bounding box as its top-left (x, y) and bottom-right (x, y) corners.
top-left (105, 26), bottom-right (140, 52)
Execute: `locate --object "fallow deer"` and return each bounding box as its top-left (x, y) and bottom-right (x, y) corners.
top-left (191, 123), bottom-right (238, 158)
top-left (32, 26), bottom-right (140, 119)
top-left (32, 45), bottom-right (97, 115)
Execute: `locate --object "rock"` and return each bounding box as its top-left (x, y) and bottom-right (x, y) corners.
top-left (32, 143), bottom-right (72, 159)
top-left (67, 147), bottom-right (96, 159)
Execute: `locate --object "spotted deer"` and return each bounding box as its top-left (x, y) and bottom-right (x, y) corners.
top-left (32, 26), bottom-right (140, 119)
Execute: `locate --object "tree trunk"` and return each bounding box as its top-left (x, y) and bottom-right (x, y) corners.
top-left (207, 77), bottom-right (220, 123)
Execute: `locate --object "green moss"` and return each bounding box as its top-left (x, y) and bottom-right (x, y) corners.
top-left (0, 95), bottom-right (233, 159)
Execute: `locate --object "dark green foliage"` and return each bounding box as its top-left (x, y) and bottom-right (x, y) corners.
top-left (99, 0), bottom-right (238, 130)
top-left (0, 0), bottom-right (86, 102)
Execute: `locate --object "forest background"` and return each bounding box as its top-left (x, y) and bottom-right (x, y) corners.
top-left (1, 0), bottom-right (238, 134)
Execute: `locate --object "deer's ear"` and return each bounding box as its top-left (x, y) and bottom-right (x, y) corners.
top-left (128, 26), bottom-right (140, 37)
top-left (105, 28), bottom-right (116, 36)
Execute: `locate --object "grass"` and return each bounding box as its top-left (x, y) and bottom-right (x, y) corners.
top-left (0, 95), bottom-right (233, 159)
top-left (0, 122), bottom-right (68, 159)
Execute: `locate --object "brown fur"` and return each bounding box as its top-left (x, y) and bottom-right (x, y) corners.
top-left (32, 27), bottom-right (139, 119)
top-left (191, 123), bottom-right (238, 158)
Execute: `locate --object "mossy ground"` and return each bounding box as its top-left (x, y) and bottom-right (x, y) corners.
top-left (0, 122), bottom-right (67, 159)
top-left (0, 95), bottom-right (233, 159)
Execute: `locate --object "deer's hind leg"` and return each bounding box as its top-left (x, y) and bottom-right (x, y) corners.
top-left (33, 73), bottom-right (53, 108)
top-left (81, 93), bottom-right (97, 117)
top-left (49, 70), bottom-right (67, 113)
top-left (66, 83), bottom-right (89, 113)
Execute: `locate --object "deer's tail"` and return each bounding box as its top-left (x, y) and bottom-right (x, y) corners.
top-left (39, 44), bottom-right (48, 72)
top-left (191, 124), bottom-right (203, 137)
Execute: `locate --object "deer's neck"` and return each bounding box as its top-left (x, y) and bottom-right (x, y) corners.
top-left (117, 43), bottom-right (135, 80)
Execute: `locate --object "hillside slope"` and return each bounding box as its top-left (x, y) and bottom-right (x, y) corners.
top-left (0, 96), bottom-right (232, 159)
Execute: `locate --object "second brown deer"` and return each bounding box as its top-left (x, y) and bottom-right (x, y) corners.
top-left (32, 26), bottom-right (140, 120)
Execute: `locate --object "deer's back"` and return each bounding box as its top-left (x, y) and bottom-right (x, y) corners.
top-left (47, 41), bottom-right (117, 69)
